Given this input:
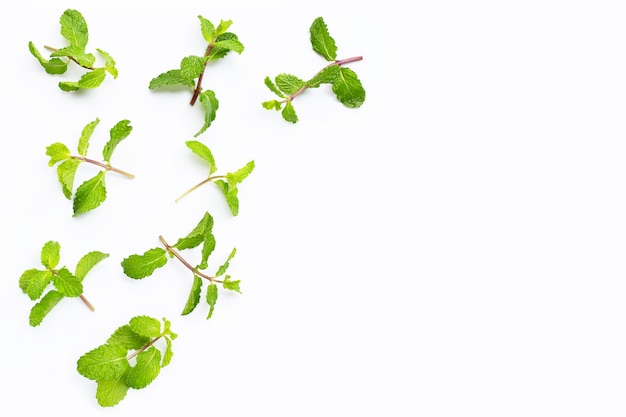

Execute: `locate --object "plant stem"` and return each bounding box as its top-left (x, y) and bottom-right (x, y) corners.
top-left (43, 45), bottom-right (95, 70)
top-left (158, 235), bottom-right (222, 283)
top-left (72, 155), bottom-right (135, 178)
top-left (79, 294), bottom-right (95, 311)
top-left (175, 175), bottom-right (225, 202)
top-left (127, 336), bottom-right (162, 361)
top-left (190, 43), bottom-right (215, 106)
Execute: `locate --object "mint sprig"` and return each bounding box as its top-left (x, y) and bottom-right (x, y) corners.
top-left (149, 16), bottom-right (244, 137)
top-left (28, 9), bottom-right (118, 91)
top-left (46, 118), bottom-right (135, 216)
top-left (121, 212), bottom-right (241, 319)
top-left (263, 17), bottom-right (365, 123)
top-left (77, 316), bottom-right (177, 407)
top-left (19, 241), bottom-right (108, 326)
top-left (175, 140), bottom-right (254, 216)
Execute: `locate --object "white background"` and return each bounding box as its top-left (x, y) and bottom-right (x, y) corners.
top-left (2, 0), bottom-right (626, 415)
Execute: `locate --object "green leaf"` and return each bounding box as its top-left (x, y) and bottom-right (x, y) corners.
top-left (262, 100), bottom-right (282, 111)
top-left (73, 171), bottom-right (107, 216)
top-left (174, 212), bottom-right (214, 251)
top-left (275, 73), bottom-right (306, 96)
top-left (148, 69), bottom-right (195, 89)
top-left (52, 267), bottom-right (83, 297)
top-left (212, 38), bottom-right (244, 54)
top-left (205, 283), bottom-right (218, 319)
top-left (310, 17), bottom-right (337, 61)
top-left (19, 269), bottom-right (43, 294)
top-left (96, 376), bottom-right (129, 407)
top-left (185, 140), bottom-right (217, 174)
top-left (223, 275), bottom-right (242, 294)
top-left (198, 15), bottom-right (215, 42)
top-left (57, 158), bottom-right (81, 199)
top-left (215, 248), bottom-right (236, 277)
top-left (46, 142), bottom-right (71, 166)
top-left (226, 160), bottom-right (255, 186)
top-left (125, 347), bottom-right (162, 389)
top-left (58, 68), bottom-right (106, 91)
top-left (26, 270), bottom-right (53, 301)
top-left (308, 65), bottom-right (340, 88)
top-left (180, 55), bottom-right (206, 80)
top-left (121, 247), bottom-right (168, 279)
top-left (77, 343), bottom-right (130, 381)
top-left (58, 81), bottom-right (80, 92)
top-left (215, 19), bottom-right (233, 37)
top-left (28, 42), bottom-right (68, 74)
top-left (281, 101), bottom-right (298, 123)
top-left (78, 118), bottom-right (100, 157)
top-left (162, 337), bottom-right (173, 367)
top-left (129, 316), bottom-right (162, 338)
top-left (181, 275), bottom-right (203, 316)
top-left (214, 180), bottom-right (239, 216)
top-left (97, 48), bottom-right (118, 78)
top-left (40, 240), bottom-right (61, 270)
top-left (103, 119), bottom-right (132, 163)
top-left (332, 67), bottom-right (366, 108)
top-left (51, 46), bottom-right (96, 68)
top-left (194, 89), bottom-right (219, 137)
top-left (107, 325), bottom-right (150, 350)
top-left (59, 9), bottom-right (89, 50)
top-left (75, 251), bottom-right (109, 282)
top-left (29, 290), bottom-right (64, 327)
top-left (207, 33), bottom-right (239, 61)
top-left (264, 76), bottom-right (285, 98)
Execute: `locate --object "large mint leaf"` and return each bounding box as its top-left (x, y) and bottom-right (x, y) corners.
top-left (310, 17), bottom-right (337, 61)
top-left (59, 9), bottom-right (89, 50)
top-left (73, 171), bottom-right (107, 216)
top-left (121, 248), bottom-right (168, 279)
top-left (125, 347), bottom-right (162, 389)
top-left (332, 67), bottom-right (365, 108)
top-left (29, 290), bottom-right (64, 327)
top-left (149, 70), bottom-right (195, 89)
top-left (77, 343), bottom-right (130, 381)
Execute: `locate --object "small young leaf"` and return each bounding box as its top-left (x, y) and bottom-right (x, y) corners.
top-left (226, 160), bottom-right (255, 186)
top-left (194, 90), bottom-right (219, 137)
top-left (223, 275), bottom-right (242, 294)
top-left (215, 248), bottom-right (236, 277)
top-left (308, 65), bottom-right (340, 88)
top-left (186, 140), bottom-right (217, 174)
top-left (125, 347), bottom-right (162, 389)
top-left (78, 67), bottom-right (107, 88)
top-left (212, 38), bottom-right (244, 54)
top-left (181, 275), bottom-right (203, 316)
top-left (129, 316), bottom-right (162, 338)
top-left (40, 240), bottom-right (61, 270)
top-left (207, 33), bottom-right (239, 61)
top-left (310, 17), bottom-right (338, 61)
top-left (75, 251), bottom-right (109, 282)
top-left (77, 344), bottom-right (130, 381)
top-left (46, 143), bottom-right (71, 166)
top-left (162, 337), bottom-right (174, 367)
top-left (107, 325), bottom-right (150, 350)
top-left (205, 283), bottom-right (218, 319)
top-left (180, 55), bottom-right (206, 80)
top-left (73, 171), bottom-right (107, 216)
top-left (262, 100), bottom-right (282, 110)
top-left (78, 118), bottom-right (100, 157)
top-left (96, 377), bottom-right (129, 408)
top-left (174, 212), bottom-right (214, 251)
top-left (97, 48), bottom-right (118, 78)
top-left (58, 81), bottom-right (80, 92)
top-left (198, 15), bottom-right (216, 42)
top-left (50, 46), bottom-right (96, 68)
top-left (59, 9), bottom-right (89, 50)
top-left (215, 19), bottom-right (233, 37)
top-left (332, 67), bottom-right (366, 108)
top-left (214, 180), bottom-right (240, 216)
top-left (52, 267), bottom-right (84, 297)
top-left (26, 270), bottom-right (53, 301)
top-left (29, 290), bottom-right (64, 327)
top-left (149, 69), bottom-right (195, 89)
top-left (275, 74), bottom-right (306, 96)
top-left (199, 230), bottom-right (216, 271)
top-left (264, 76), bottom-right (285, 98)
top-left (28, 42), bottom-right (68, 74)
top-left (103, 119), bottom-right (132, 163)
top-left (281, 101), bottom-right (298, 123)
top-left (121, 247), bottom-right (168, 279)
top-left (57, 158), bottom-right (81, 199)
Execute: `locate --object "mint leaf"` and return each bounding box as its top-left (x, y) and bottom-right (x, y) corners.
top-left (180, 55), bottom-right (206, 80)
top-left (173, 212), bottom-right (214, 251)
top-left (212, 37), bottom-right (244, 54)
top-left (96, 377), bottom-right (129, 408)
top-left (52, 267), bottom-right (83, 297)
top-left (264, 76), bottom-right (285, 98)
top-left (262, 100), bottom-right (282, 110)
top-left (103, 120), bottom-right (132, 163)
top-left (125, 347), bottom-right (162, 389)
top-left (310, 17), bottom-right (337, 61)
top-left (182, 275), bottom-right (203, 316)
top-left (75, 251), bottom-right (109, 282)
top-left (332, 67), bottom-right (366, 108)
top-left (275, 74), bottom-right (306, 96)
top-left (73, 171), bottom-right (107, 216)
top-left (97, 48), bottom-right (118, 78)
top-left (51, 46), bottom-right (96, 68)
top-left (77, 344), bottom-right (130, 381)
top-left (185, 140), bottom-right (217, 174)
top-left (215, 19), bottom-right (233, 36)
top-left (227, 160), bottom-right (255, 186)
top-left (107, 325), bottom-right (150, 350)
top-left (214, 180), bottom-right (240, 216)
top-left (19, 269), bottom-right (43, 294)
top-left (29, 290), bottom-right (64, 327)
top-left (308, 65), bottom-right (340, 88)
top-left (206, 283), bottom-right (218, 319)
top-left (78, 118), bottom-right (100, 157)
top-left (121, 247), bottom-right (168, 279)
top-left (56, 158), bottom-right (81, 199)
top-left (129, 316), bottom-right (162, 338)
top-left (26, 270), bottom-right (53, 301)
top-left (40, 240), bottom-right (61, 270)
top-left (149, 69), bottom-right (195, 89)
top-left (215, 248), bottom-right (236, 277)
top-left (59, 9), bottom-right (89, 50)
top-left (78, 67), bottom-right (107, 88)
top-left (207, 33), bottom-right (239, 61)
top-left (223, 275), bottom-right (241, 294)
top-left (281, 101), bottom-right (298, 123)
top-left (46, 143), bottom-right (71, 166)
top-left (28, 42), bottom-right (67, 74)
top-left (198, 16), bottom-right (216, 42)
top-left (194, 89), bottom-right (219, 137)
top-left (162, 337), bottom-right (174, 367)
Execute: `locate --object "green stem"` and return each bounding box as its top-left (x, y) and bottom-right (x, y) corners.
top-left (127, 336), bottom-right (162, 361)
top-left (72, 155), bottom-right (135, 178)
top-left (175, 175), bottom-right (225, 202)
top-left (158, 235), bottom-right (222, 283)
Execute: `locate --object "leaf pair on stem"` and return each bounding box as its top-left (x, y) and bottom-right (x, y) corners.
top-left (121, 212), bottom-right (240, 319)
top-left (46, 118), bottom-right (134, 216)
top-left (18, 241), bottom-right (109, 326)
top-left (77, 316), bottom-right (177, 407)
top-left (263, 17), bottom-right (366, 123)
top-left (29, 9), bottom-right (117, 91)
top-left (149, 16), bottom-right (244, 137)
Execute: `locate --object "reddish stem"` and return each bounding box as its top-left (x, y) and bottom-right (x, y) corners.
top-left (71, 155), bottom-right (135, 178)
top-left (158, 236), bottom-right (222, 283)
top-left (190, 43), bottom-right (215, 106)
